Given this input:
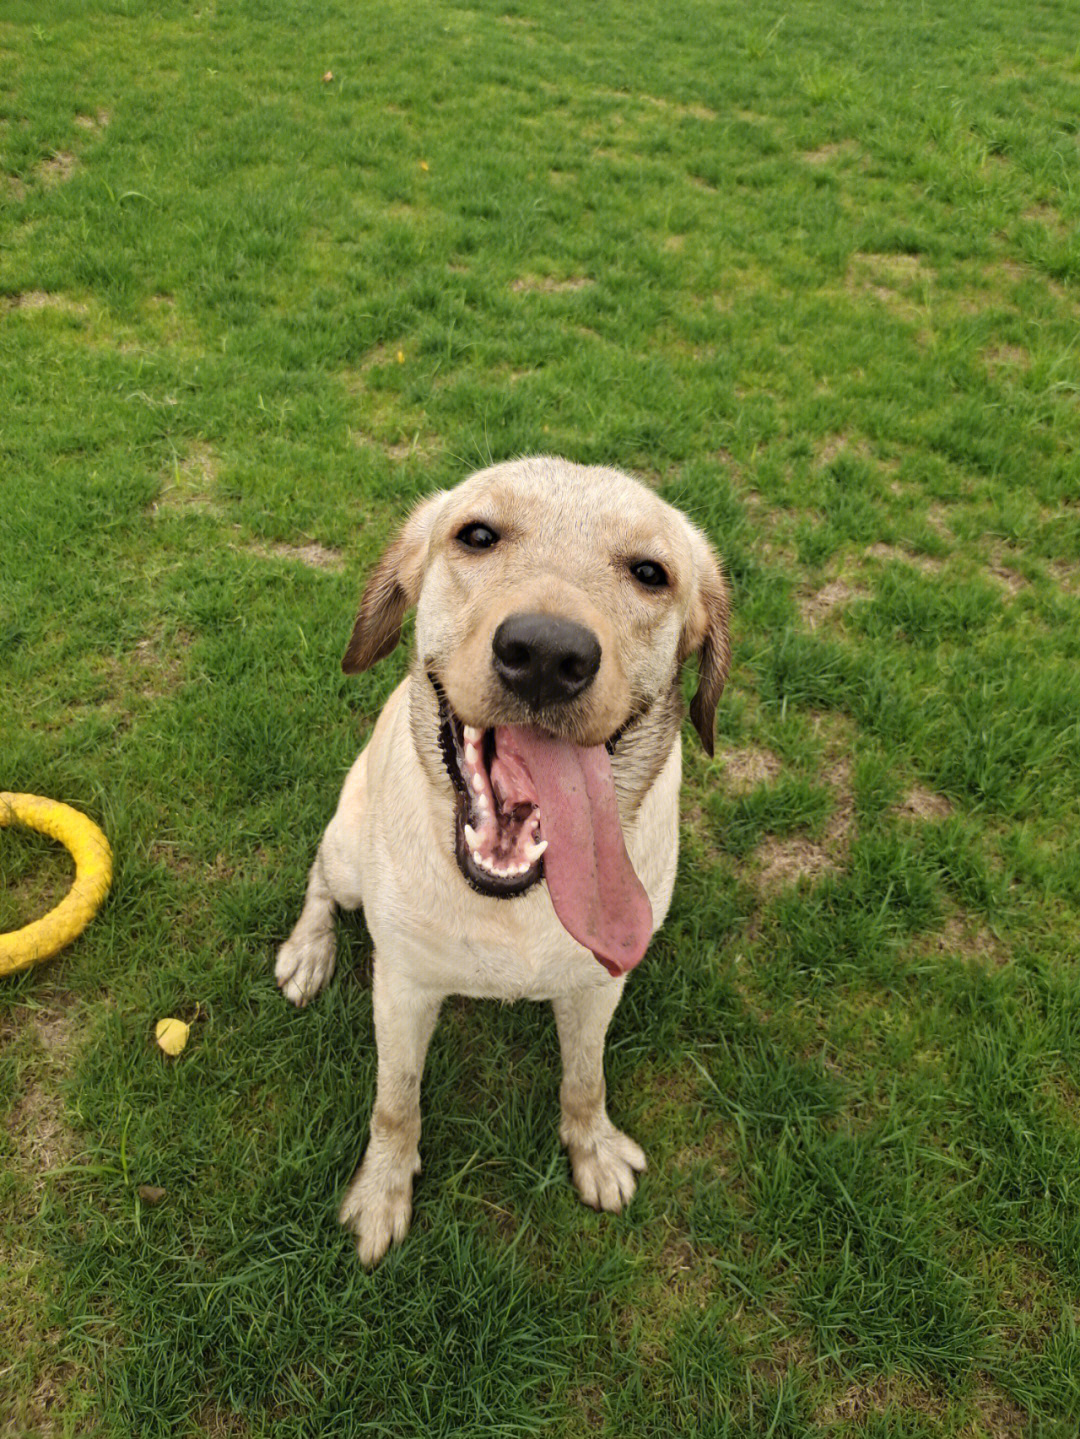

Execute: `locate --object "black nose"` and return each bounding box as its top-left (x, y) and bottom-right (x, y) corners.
top-left (492, 612), bottom-right (602, 708)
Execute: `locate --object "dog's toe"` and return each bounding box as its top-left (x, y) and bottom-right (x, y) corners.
top-left (275, 933), bottom-right (336, 1007)
top-left (339, 1160), bottom-right (416, 1268)
top-left (566, 1125), bottom-right (646, 1213)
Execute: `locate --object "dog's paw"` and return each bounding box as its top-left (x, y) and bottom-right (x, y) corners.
top-left (339, 1153), bottom-right (419, 1267)
top-left (275, 931), bottom-right (336, 1007)
top-left (563, 1120), bottom-right (646, 1213)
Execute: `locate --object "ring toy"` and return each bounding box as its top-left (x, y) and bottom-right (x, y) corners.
top-left (0, 793), bottom-right (112, 976)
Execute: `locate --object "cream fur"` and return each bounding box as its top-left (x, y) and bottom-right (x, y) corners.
top-left (275, 457), bottom-right (727, 1266)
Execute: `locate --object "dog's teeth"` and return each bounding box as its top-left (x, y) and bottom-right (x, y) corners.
top-left (463, 725), bottom-right (482, 743)
top-left (463, 823), bottom-right (480, 850)
top-left (471, 848), bottom-right (484, 866)
top-left (465, 743), bottom-right (479, 766)
top-left (471, 772), bottom-right (484, 795)
top-left (516, 862), bottom-right (530, 875)
top-left (524, 839), bottom-right (548, 862)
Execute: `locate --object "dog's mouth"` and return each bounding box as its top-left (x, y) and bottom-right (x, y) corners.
top-left (432, 676), bottom-right (654, 976)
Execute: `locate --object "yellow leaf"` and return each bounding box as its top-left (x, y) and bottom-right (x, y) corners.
top-left (396, 349), bottom-right (405, 363)
top-left (155, 1017), bottom-right (190, 1056)
top-left (419, 160), bottom-right (429, 171)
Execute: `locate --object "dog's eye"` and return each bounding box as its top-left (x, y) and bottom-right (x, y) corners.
top-left (630, 560), bottom-right (669, 589)
top-left (457, 522), bottom-right (500, 551)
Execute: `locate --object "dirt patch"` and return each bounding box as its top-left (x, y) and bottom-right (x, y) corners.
top-left (254, 540), bottom-right (345, 571)
top-left (846, 253), bottom-right (933, 322)
top-left (798, 578), bottom-right (865, 631)
top-left (802, 140), bottom-right (856, 165)
top-left (1022, 202), bottom-right (1065, 235)
top-left (153, 442), bottom-right (220, 513)
top-left (74, 110), bottom-right (110, 131)
top-left (897, 785), bottom-right (952, 821)
top-left (816, 1375), bottom-right (949, 1425)
top-left (818, 433), bottom-right (870, 466)
top-left (988, 562), bottom-right (1027, 595)
top-left (4, 291), bottom-right (89, 316)
top-left (755, 834), bottom-right (837, 890)
top-left (970, 1385), bottom-right (1036, 1437)
top-left (38, 151), bottom-right (76, 185)
top-left (192, 1403), bottom-right (251, 1437)
top-left (641, 95), bottom-right (717, 121)
top-left (753, 716), bottom-right (855, 891)
top-left (718, 745), bottom-right (782, 792)
top-left (916, 912), bottom-right (1009, 968)
top-left (1049, 559), bottom-right (1080, 593)
top-left (657, 1236), bottom-right (716, 1311)
top-left (864, 542), bottom-right (945, 575)
top-left (129, 629), bottom-right (192, 699)
top-left (984, 343), bottom-right (1031, 371)
top-left (510, 274), bottom-right (593, 294)
top-left (3, 1008), bottom-right (79, 1197)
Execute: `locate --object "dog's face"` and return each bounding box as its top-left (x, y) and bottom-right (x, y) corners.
top-left (342, 457), bottom-right (729, 974)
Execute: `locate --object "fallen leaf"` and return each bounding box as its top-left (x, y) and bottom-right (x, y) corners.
top-left (323, 71), bottom-right (334, 83)
top-left (419, 160), bottom-right (429, 171)
top-left (137, 1185), bottom-right (167, 1205)
top-left (155, 1017), bottom-right (190, 1056)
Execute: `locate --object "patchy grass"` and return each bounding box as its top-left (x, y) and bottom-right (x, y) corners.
top-left (2, 0), bottom-right (1080, 1434)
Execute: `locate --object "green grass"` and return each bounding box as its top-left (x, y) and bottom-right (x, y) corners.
top-left (3, 0), bottom-right (1080, 1433)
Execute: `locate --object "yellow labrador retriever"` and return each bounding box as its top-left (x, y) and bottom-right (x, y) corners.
top-left (276, 456), bottom-right (729, 1265)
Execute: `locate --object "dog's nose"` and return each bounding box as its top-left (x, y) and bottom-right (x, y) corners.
top-left (492, 612), bottom-right (602, 707)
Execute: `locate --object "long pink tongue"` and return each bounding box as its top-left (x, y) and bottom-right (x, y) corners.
top-left (494, 726), bottom-right (654, 974)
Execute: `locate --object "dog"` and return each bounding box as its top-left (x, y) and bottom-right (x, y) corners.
top-left (275, 456), bottom-right (729, 1265)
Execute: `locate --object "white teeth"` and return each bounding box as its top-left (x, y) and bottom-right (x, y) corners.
top-left (465, 743), bottom-right (479, 766)
top-left (477, 795), bottom-right (490, 815)
top-left (516, 862), bottom-right (530, 875)
top-left (463, 725), bottom-right (482, 743)
top-left (471, 848), bottom-right (483, 865)
top-left (471, 772), bottom-right (484, 795)
top-left (463, 823), bottom-right (480, 850)
top-left (524, 838), bottom-right (548, 862)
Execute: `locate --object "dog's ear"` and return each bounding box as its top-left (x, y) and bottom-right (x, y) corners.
top-left (679, 525), bottom-right (731, 757)
top-left (342, 493), bottom-right (445, 674)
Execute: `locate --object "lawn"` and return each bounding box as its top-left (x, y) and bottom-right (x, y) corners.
top-left (2, 0), bottom-right (1080, 1434)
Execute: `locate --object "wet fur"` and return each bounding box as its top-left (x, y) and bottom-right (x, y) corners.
top-left (276, 456), bottom-right (729, 1265)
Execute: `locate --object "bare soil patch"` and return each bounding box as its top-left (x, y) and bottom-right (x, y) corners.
top-left (864, 542), bottom-right (945, 574)
top-left (984, 343), bottom-right (1031, 370)
top-left (755, 834), bottom-right (837, 890)
top-left (38, 151), bottom-right (76, 185)
top-left (254, 541), bottom-right (345, 571)
top-left (718, 745), bottom-right (782, 792)
top-left (915, 912), bottom-right (1009, 968)
top-left (816, 1375), bottom-right (948, 1425)
top-left (154, 442), bottom-right (220, 513)
top-left (798, 577), bottom-right (866, 631)
top-left (897, 785), bottom-right (953, 821)
top-left (988, 563), bottom-right (1028, 595)
top-left (4, 291), bottom-right (89, 316)
top-left (510, 274), bottom-right (593, 293)
top-left (753, 715), bottom-right (855, 891)
top-left (802, 140), bottom-right (856, 165)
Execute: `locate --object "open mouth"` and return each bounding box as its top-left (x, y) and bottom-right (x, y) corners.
top-left (435, 678), bottom-right (548, 900)
top-left (431, 675), bottom-right (655, 975)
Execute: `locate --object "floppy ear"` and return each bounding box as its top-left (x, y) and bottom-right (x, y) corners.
top-left (341, 493), bottom-right (445, 674)
top-left (679, 526), bottom-right (731, 757)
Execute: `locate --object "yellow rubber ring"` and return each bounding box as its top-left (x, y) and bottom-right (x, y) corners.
top-left (0, 793), bottom-right (112, 977)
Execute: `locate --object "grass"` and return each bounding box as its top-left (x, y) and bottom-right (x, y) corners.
top-left (2, 0), bottom-right (1080, 1433)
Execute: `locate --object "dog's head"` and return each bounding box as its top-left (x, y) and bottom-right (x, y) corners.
top-left (342, 457), bottom-right (729, 974)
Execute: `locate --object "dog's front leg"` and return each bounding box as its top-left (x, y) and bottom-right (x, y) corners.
top-left (552, 984), bottom-right (646, 1213)
top-left (339, 959), bottom-right (442, 1267)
